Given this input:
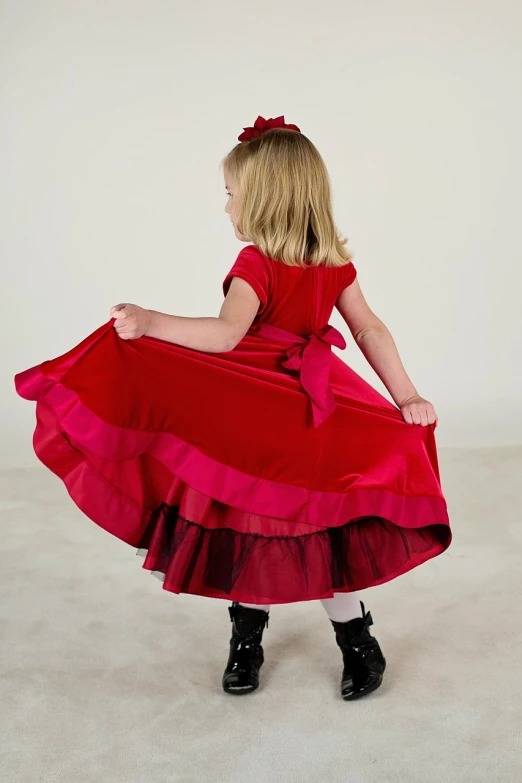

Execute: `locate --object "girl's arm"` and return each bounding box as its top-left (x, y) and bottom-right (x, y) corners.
top-left (336, 280), bottom-right (437, 424)
top-left (110, 277), bottom-right (260, 353)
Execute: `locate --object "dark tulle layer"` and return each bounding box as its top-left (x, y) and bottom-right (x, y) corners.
top-left (135, 503), bottom-right (449, 604)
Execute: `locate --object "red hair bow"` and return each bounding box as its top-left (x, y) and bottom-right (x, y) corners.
top-left (238, 115), bottom-right (301, 142)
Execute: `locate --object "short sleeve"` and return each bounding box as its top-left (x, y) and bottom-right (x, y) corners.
top-left (341, 261), bottom-right (357, 289)
top-left (222, 245), bottom-right (271, 314)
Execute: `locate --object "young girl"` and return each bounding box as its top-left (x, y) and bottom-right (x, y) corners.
top-left (15, 115), bottom-right (451, 701)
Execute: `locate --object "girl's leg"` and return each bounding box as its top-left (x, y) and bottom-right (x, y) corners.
top-left (320, 591), bottom-right (363, 622)
top-left (322, 592), bottom-right (386, 700)
top-left (239, 602), bottom-right (271, 611)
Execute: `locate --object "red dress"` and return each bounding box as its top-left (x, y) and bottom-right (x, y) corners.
top-left (14, 244), bottom-right (451, 604)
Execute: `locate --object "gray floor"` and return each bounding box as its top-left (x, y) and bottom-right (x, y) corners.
top-left (1, 448), bottom-right (521, 783)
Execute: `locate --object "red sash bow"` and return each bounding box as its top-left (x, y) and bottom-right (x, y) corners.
top-left (254, 322), bottom-right (346, 427)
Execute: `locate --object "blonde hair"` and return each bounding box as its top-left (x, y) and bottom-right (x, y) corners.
top-left (222, 128), bottom-right (353, 268)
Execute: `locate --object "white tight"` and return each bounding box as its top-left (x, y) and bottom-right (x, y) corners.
top-left (239, 591), bottom-right (363, 622)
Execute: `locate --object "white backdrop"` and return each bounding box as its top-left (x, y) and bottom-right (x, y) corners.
top-left (2, 0), bottom-right (521, 468)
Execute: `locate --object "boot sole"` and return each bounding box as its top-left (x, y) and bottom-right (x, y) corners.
top-left (223, 682), bottom-right (259, 695)
top-left (341, 675), bottom-right (384, 701)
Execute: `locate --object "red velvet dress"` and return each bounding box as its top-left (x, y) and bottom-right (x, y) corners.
top-left (15, 244), bottom-right (451, 604)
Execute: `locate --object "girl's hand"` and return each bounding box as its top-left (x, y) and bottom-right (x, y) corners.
top-left (399, 394), bottom-right (438, 426)
top-left (110, 304), bottom-right (151, 340)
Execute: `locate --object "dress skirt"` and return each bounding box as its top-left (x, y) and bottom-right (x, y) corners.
top-left (14, 320), bottom-right (451, 604)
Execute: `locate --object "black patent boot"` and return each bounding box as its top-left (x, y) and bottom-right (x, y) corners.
top-left (330, 601), bottom-right (386, 700)
top-left (222, 602), bottom-right (269, 695)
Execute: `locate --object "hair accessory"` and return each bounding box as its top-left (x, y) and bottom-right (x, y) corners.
top-left (238, 115), bottom-right (301, 142)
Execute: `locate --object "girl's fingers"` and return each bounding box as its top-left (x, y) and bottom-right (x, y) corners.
top-left (111, 304), bottom-right (129, 318)
top-left (402, 401), bottom-right (439, 427)
top-left (113, 318), bottom-right (141, 340)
